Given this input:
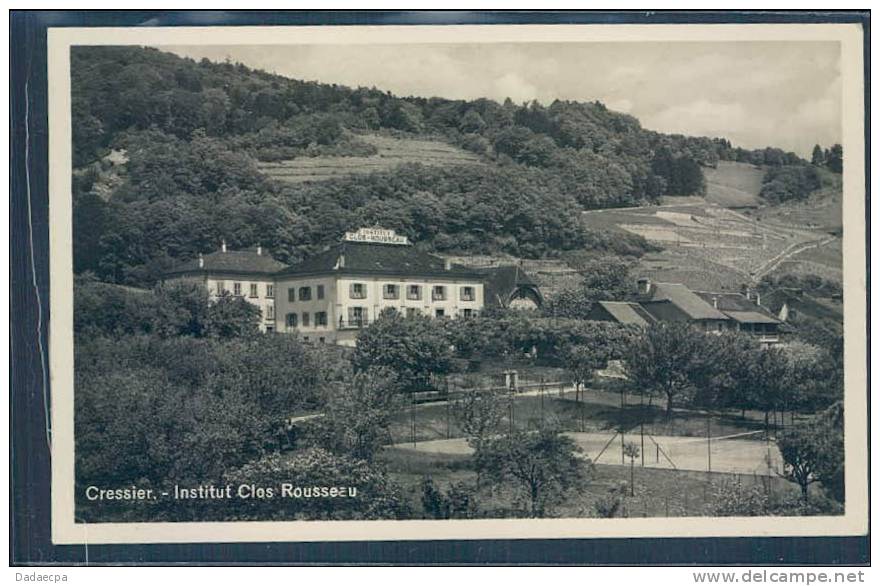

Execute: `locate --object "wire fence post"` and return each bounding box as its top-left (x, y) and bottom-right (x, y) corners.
top-left (540, 376), bottom-right (545, 425)
top-left (446, 391), bottom-right (451, 440)
top-left (411, 392), bottom-right (416, 448)
top-left (640, 421), bottom-right (645, 467)
top-left (707, 416), bottom-right (712, 474)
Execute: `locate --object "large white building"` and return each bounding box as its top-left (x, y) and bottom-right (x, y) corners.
top-left (163, 228), bottom-right (541, 346)
top-left (274, 228), bottom-right (485, 345)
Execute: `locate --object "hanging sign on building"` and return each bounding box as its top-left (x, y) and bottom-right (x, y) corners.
top-left (343, 227), bottom-right (410, 245)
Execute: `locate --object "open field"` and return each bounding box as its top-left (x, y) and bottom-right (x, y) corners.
top-left (258, 134), bottom-right (484, 184)
top-left (703, 161), bottom-right (765, 208)
top-left (380, 446), bottom-right (800, 519)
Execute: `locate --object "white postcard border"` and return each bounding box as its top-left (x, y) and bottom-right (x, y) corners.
top-left (47, 23), bottom-right (868, 545)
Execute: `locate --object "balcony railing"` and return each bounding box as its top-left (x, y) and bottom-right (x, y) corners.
top-left (338, 317), bottom-right (370, 330)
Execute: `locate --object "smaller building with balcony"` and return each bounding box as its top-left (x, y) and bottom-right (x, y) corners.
top-left (273, 228), bottom-right (485, 346)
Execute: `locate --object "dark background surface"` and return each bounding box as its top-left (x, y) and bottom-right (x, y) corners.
top-left (9, 9), bottom-right (870, 566)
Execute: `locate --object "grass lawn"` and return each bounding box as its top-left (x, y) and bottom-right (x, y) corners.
top-left (379, 446), bottom-right (800, 519)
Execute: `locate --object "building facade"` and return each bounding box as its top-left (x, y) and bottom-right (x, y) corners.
top-left (274, 228), bottom-right (485, 345)
top-left (162, 242), bottom-right (285, 332)
top-left (164, 228), bottom-right (499, 346)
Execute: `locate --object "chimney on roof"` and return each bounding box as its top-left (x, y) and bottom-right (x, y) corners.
top-left (637, 277), bottom-right (652, 296)
top-left (755, 292), bottom-right (761, 307)
top-left (444, 258), bottom-right (452, 271)
top-left (712, 296), bottom-right (719, 308)
top-left (744, 286), bottom-right (751, 301)
top-left (221, 239), bottom-right (227, 253)
top-left (334, 252), bottom-right (345, 270)
top-left (256, 245), bottom-right (262, 256)
top-left (198, 253), bottom-right (204, 269)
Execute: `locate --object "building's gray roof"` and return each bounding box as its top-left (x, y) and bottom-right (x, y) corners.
top-left (646, 282), bottom-right (729, 320)
top-left (275, 241), bottom-right (483, 279)
top-left (597, 301), bottom-right (656, 326)
top-left (723, 310), bottom-right (781, 325)
top-left (165, 248), bottom-right (286, 277)
top-left (692, 291), bottom-right (781, 324)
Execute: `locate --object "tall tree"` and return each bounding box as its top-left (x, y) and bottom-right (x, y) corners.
top-left (776, 423), bottom-right (825, 504)
top-left (309, 367), bottom-right (403, 462)
top-left (352, 309), bottom-right (453, 392)
top-left (623, 323), bottom-right (707, 418)
top-left (474, 428), bottom-right (590, 517)
top-left (811, 144), bottom-right (826, 166)
top-left (825, 144), bottom-right (843, 173)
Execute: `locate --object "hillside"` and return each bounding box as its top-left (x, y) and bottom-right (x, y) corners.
top-left (581, 198), bottom-right (837, 292)
top-left (702, 160), bottom-right (765, 208)
top-left (70, 45), bottom-right (834, 289)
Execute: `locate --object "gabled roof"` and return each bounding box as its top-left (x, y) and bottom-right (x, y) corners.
top-left (596, 301), bottom-right (656, 326)
top-left (275, 241), bottom-right (483, 279)
top-left (477, 265), bottom-right (543, 307)
top-left (692, 291), bottom-right (781, 324)
top-left (644, 282), bottom-right (729, 320)
top-left (723, 310), bottom-right (781, 325)
top-left (165, 248), bottom-right (286, 277)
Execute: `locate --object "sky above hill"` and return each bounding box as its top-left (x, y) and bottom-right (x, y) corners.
top-left (163, 41), bottom-right (840, 157)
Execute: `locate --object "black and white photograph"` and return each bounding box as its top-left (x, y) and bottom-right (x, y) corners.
top-left (33, 20), bottom-right (867, 547)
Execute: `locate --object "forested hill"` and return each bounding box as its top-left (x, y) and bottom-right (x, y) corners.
top-left (71, 46), bottom-right (812, 287)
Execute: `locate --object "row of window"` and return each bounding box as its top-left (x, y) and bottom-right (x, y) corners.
top-left (216, 281), bottom-right (274, 299)
top-left (285, 306), bottom-right (475, 329)
top-left (215, 282), bottom-right (477, 303)
top-left (349, 283), bottom-right (475, 301)
top-left (286, 311), bottom-right (328, 328)
top-left (288, 284), bottom-right (325, 302)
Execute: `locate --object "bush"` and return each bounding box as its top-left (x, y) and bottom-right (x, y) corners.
top-left (760, 165), bottom-right (821, 204)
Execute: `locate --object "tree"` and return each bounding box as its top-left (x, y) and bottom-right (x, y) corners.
top-left (309, 367), bottom-right (403, 462)
top-left (204, 291), bottom-right (261, 338)
top-left (739, 346), bottom-right (791, 425)
top-left (543, 285), bottom-right (593, 320)
top-left (562, 344), bottom-right (609, 401)
top-left (474, 428), bottom-right (590, 517)
top-left (152, 280), bottom-right (212, 338)
top-left (74, 274), bottom-right (157, 337)
top-left (623, 442), bottom-right (640, 496)
top-left (825, 144), bottom-right (843, 173)
top-left (459, 109), bottom-right (487, 134)
top-left (570, 256), bottom-right (634, 302)
top-left (623, 323), bottom-right (707, 418)
top-left (776, 423), bottom-right (825, 504)
top-left (811, 144), bottom-right (826, 166)
top-left (453, 387), bottom-right (507, 452)
top-left (421, 476), bottom-right (478, 519)
top-left (813, 401), bottom-right (844, 503)
top-left (352, 309), bottom-right (454, 391)
top-left (75, 333), bottom-right (326, 522)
